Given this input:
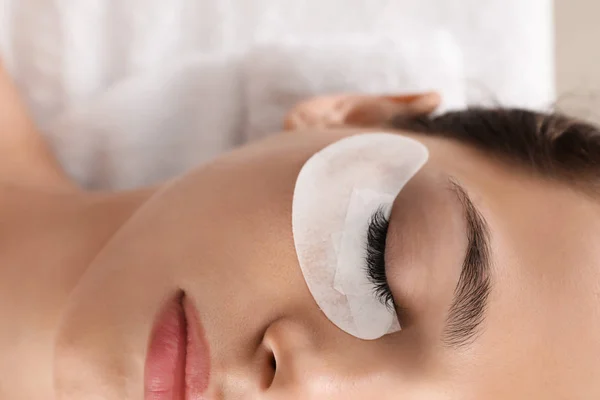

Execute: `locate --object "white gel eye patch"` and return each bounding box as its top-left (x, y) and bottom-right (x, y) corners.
top-left (292, 133), bottom-right (429, 340)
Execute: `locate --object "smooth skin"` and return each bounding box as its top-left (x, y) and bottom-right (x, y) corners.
top-left (0, 63), bottom-right (599, 399)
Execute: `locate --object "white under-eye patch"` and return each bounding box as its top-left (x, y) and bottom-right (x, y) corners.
top-left (292, 133), bottom-right (429, 340)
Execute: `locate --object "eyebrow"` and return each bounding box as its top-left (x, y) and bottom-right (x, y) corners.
top-left (442, 180), bottom-right (492, 348)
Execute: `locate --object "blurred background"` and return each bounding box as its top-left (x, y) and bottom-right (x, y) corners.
top-left (556, 0), bottom-right (600, 123)
top-left (1, 0), bottom-right (598, 188)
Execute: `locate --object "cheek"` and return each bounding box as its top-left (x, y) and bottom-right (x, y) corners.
top-left (318, 341), bottom-right (435, 400)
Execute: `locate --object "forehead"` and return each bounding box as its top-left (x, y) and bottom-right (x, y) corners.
top-left (422, 138), bottom-right (600, 396)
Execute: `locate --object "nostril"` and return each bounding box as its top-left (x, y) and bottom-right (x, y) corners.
top-left (258, 343), bottom-right (277, 390)
top-left (260, 318), bottom-right (315, 390)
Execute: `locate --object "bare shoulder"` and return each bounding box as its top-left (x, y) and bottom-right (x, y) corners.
top-left (0, 62), bottom-right (75, 189)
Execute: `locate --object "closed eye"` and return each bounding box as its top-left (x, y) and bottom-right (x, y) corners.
top-left (365, 207), bottom-right (395, 311)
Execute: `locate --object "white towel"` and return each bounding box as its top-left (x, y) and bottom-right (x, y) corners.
top-left (43, 32), bottom-right (465, 190)
top-left (243, 33), bottom-right (466, 142)
top-left (0, 0), bottom-right (554, 189)
top-left (46, 55), bottom-right (244, 189)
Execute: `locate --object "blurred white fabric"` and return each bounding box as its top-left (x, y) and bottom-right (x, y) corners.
top-left (0, 0), bottom-right (555, 189)
top-left (243, 33), bottom-right (466, 143)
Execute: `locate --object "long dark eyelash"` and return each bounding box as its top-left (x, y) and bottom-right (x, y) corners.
top-left (365, 207), bottom-right (396, 311)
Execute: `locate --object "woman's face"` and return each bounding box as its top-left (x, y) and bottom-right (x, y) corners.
top-left (54, 128), bottom-right (600, 399)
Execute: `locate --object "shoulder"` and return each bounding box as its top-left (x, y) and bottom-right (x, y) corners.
top-left (0, 62), bottom-right (76, 189)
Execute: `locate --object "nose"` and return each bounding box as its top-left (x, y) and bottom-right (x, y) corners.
top-left (258, 318), bottom-right (387, 399)
top-left (262, 318), bottom-right (315, 388)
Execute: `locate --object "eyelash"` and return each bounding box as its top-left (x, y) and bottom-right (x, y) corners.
top-left (365, 207), bottom-right (396, 311)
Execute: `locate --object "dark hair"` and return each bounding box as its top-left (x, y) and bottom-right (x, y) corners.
top-left (389, 108), bottom-right (600, 192)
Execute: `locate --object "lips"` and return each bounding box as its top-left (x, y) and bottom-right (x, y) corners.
top-left (145, 292), bottom-right (211, 400)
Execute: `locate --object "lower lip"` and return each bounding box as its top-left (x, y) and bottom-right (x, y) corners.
top-left (145, 293), bottom-right (211, 400)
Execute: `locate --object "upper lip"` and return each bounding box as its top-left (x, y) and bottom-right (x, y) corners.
top-left (145, 291), bottom-right (211, 400)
